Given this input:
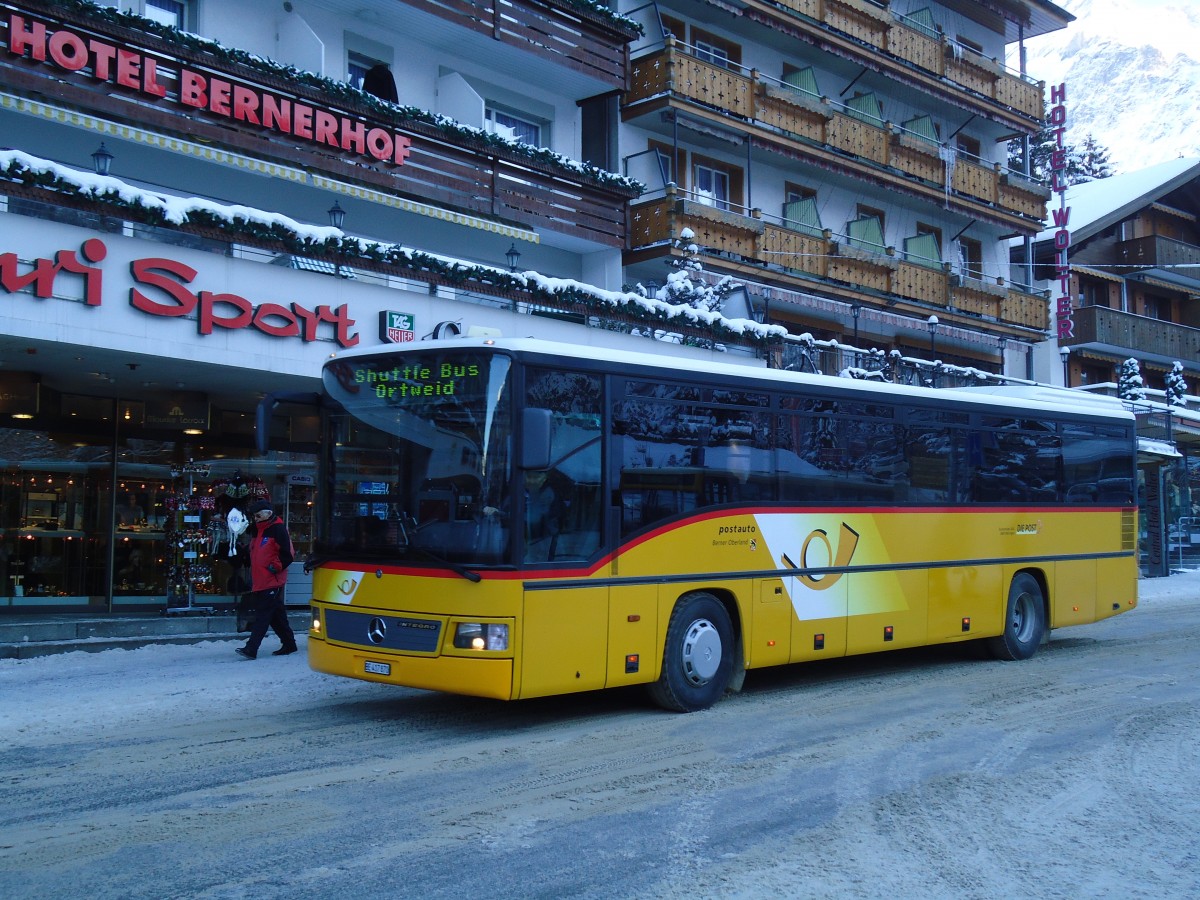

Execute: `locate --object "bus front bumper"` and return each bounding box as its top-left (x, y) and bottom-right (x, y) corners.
top-left (308, 636), bottom-right (515, 700)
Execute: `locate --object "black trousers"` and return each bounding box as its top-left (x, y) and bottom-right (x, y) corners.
top-left (245, 586), bottom-right (296, 654)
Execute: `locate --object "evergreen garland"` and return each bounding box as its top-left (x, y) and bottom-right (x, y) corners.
top-left (50, 0), bottom-right (643, 193)
top-left (0, 153), bottom-right (784, 347)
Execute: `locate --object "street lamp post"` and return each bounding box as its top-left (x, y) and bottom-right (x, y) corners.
top-left (927, 315), bottom-right (939, 358)
top-left (1059, 345), bottom-right (1071, 387)
top-left (852, 304), bottom-right (860, 342)
top-left (327, 202), bottom-right (346, 277)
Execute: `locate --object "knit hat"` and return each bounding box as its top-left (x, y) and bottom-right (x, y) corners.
top-left (247, 499), bottom-right (273, 515)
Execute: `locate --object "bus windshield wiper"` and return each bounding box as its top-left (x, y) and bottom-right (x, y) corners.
top-left (302, 552), bottom-right (335, 574)
top-left (406, 544), bottom-right (482, 583)
top-left (303, 547), bottom-right (479, 583)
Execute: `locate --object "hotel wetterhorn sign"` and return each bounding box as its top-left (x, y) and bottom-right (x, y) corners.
top-left (2, 8), bottom-right (412, 167)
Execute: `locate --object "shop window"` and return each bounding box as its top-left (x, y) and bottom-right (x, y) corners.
top-left (485, 105), bottom-right (543, 147)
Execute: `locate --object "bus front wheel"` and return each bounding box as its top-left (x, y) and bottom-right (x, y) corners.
top-left (986, 573), bottom-right (1046, 661)
top-left (649, 592), bottom-right (734, 712)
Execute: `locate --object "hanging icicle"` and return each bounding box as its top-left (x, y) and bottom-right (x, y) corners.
top-left (938, 144), bottom-right (957, 208)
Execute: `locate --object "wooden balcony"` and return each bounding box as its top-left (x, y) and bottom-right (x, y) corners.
top-left (1067, 306), bottom-right (1200, 363)
top-left (626, 46), bottom-right (1049, 231)
top-left (746, 0), bottom-right (1044, 123)
top-left (3, 1), bottom-right (635, 246)
top-left (1117, 236), bottom-right (1200, 286)
top-left (628, 194), bottom-right (1048, 332)
top-left (406, 0), bottom-right (638, 89)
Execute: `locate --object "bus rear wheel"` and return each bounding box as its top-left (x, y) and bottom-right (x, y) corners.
top-left (648, 592), bottom-right (734, 712)
top-left (986, 573), bottom-right (1046, 661)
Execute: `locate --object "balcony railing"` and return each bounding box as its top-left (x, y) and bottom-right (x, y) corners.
top-left (1067, 305), bottom-right (1200, 362)
top-left (744, 0), bottom-right (1043, 121)
top-left (406, 0), bottom-right (639, 88)
top-left (626, 45), bottom-right (1049, 228)
top-left (629, 193), bottom-right (1049, 332)
top-left (1117, 236), bottom-right (1200, 284)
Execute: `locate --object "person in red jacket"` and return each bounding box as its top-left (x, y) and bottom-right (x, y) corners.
top-left (235, 499), bottom-right (297, 660)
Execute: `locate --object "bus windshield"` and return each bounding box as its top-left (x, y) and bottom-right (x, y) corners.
top-left (320, 351), bottom-right (513, 566)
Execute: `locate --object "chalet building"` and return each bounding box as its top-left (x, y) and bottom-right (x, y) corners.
top-left (618, 0), bottom-right (1070, 374)
top-left (0, 0), bottom-right (1072, 612)
top-left (1018, 156), bottom-right (1200, 576)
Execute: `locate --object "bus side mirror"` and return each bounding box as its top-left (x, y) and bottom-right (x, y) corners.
top-left (521, 408), bottom-right (552, 470)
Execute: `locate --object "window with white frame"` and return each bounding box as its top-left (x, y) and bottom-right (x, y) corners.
top-left (693, 38), bottom-right (730, 68)
top-left (144, 0), bottom-right (192, 29)
top-left (485, 106), bottom-right (543, 147)
top-left (692, 162), bottom-right (730, 210)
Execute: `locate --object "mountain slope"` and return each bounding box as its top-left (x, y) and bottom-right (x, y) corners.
top-left (1017, 0), bottom-right (1200, 174)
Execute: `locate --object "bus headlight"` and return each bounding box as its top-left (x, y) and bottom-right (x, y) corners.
top-left (310, 606), bottom-right (322, 634)
top-left (453, 623), bottom-right (509, 651)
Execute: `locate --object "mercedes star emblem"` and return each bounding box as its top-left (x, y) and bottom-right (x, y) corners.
top-left (367, 617), bottom-right (387, 645)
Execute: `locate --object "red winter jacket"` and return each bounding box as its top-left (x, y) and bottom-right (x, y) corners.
top-left (249, 515), bottom-right (294, 591)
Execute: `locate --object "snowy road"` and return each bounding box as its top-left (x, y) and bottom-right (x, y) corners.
top-left (2, 574), bottom-right (1199, 899)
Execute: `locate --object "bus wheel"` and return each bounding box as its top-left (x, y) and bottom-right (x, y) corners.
top-left (986, 573), bottom-right (1046, 661)
top-left (648, 592), bottom-right (734, 712)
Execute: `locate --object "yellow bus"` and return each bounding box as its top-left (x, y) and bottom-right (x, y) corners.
top-left (300, 337), bottom-right (1138, 711)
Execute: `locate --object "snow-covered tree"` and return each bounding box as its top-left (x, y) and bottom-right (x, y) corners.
top-left (642, 227), bottom-right (738, 313)
top-left (1076, 133), bottom-right (1113, 183)
top-left (1165, 361), bottom-right (1188, 407)
top-left (1006, 128), bottom-right (1114, 187)
top-left (1118, 358), bottom-right (1147, 402)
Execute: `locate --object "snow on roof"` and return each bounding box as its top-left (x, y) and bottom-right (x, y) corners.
top-left (1030, 156), bottom-right (1200, 244)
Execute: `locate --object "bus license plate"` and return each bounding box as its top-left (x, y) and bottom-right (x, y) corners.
top-left (364, 660), bottom-right (391, 676)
